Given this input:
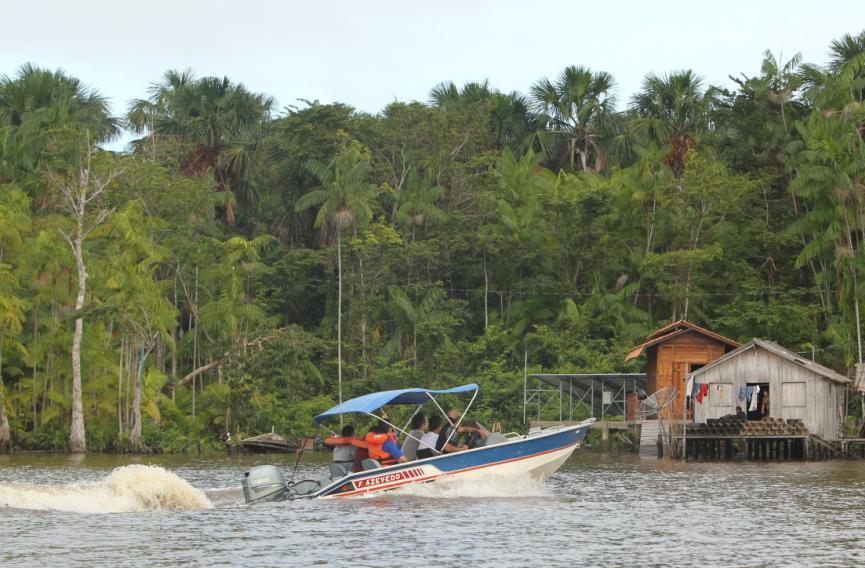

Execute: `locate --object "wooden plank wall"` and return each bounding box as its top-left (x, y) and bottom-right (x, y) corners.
top-left (652, 334), bottom-right (727, 413)
top-left (692, 346), bottom-right (841, 438)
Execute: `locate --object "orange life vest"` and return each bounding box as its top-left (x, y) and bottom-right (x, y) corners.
top-left (364, 432), bottom-right (392, 461)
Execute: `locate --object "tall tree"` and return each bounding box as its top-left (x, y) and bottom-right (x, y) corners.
top-left (0, 184), bottom-right (31, 447)
top-left (126, 70), bottom-right (274, 223)
top-left (530, 66), bottom-right (617, 171)
top-left (631, 70), bottom-right (718, 177)
top-left (56, 144), bottom-right (117, 452)
top-left (295, 143), bottom-right (378, 409)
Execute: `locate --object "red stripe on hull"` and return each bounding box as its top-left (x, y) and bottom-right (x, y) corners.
top-left (333, 443), bottom-right (575, 498)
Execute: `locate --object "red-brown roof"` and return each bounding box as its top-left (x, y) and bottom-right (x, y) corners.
top-left (625, 319), bottom-right (740, 361)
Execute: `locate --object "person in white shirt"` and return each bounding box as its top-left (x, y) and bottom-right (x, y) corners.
top-left (400, 413), bottom-right (427, 461)
top-left (417, 415), bottom-right (443, 459)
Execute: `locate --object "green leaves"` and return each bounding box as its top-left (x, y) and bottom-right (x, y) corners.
top-left (296, 143), bottom-right (378, 239)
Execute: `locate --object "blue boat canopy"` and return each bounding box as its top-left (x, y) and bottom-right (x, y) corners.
top-left (314, 384), bottom-right (478, 424)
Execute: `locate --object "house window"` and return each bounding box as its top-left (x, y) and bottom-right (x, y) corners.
top-left (782, 382), bottom-right (806, 408)
top-left (709, 383), bottom-right (733, 408)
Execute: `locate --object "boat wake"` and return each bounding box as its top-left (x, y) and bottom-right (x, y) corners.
top-left (386, 473), bottom-right (551, 499)
top-left (0, 464), bottom-right (213, 513)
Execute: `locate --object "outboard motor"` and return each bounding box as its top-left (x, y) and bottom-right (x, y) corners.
top-left (242, 465), bottom-right (290, 504)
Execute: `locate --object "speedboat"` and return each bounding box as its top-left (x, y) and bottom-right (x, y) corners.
top-left (241, 383), bottom-right (594, 503)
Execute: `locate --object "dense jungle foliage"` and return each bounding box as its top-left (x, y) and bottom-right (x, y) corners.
top-left (1, 31), bottom-right (865, 451)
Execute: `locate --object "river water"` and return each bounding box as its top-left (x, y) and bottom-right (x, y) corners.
top-left (1, 451), bottom-right (863, 567)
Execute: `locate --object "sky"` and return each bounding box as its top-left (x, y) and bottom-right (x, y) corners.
top-left (2, 0), bottom-right (862, 150)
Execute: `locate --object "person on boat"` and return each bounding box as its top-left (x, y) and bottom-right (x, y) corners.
top-left (417, 415), bottom-right (443, 459)
top-left (400, 413), bottom-right (427, 461)
top-left (436, 409), bottom-right (489, 453)
top-left (365, 423), bottom-right (408, 465)
top-left (329, 424), bottom-right (357, 469)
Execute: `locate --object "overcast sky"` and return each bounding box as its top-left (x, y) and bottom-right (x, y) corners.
top-left (2, 0), bottom-right (862, 150)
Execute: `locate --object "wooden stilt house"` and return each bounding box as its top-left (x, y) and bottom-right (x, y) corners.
top-left (626, 320), bottom-right (740, 412)
top-left (689, 339), bottom-right (849, 439)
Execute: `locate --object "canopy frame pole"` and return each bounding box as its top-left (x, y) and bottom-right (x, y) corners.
top-left (365, 412), bottom-right (441, 455)
top-left (442, 387), bottom-right (479, 450)
top-left (318, 423), bottom-right (339, 437)
top-left (426, 392), bottom-right (452, 425)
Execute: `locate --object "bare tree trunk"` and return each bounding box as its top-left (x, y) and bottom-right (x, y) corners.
top-left (129, 340), bottom-right (156, 452)
top-left (70, 216), bottom-right (88, 453)
top-left (117, 336), bottom-right (124, 443)
top-left (129, 344), bottom-right (145, 450)
top-left (337, 234), bottom-right (343, 422)
top-left (483, 251), bottom-right (489, 331)
top-left (58, 145), bottom-right (116, 453)
top-left (0, 336), bottom-right (10, 449)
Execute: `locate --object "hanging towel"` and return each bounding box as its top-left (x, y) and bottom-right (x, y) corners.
top-left (749, 385), bottom-right (760, 412)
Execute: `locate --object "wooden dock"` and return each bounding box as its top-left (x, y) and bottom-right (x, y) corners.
top-left (531, 418), bottom-right (864, 460)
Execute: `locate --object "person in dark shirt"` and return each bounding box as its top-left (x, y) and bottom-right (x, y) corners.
top-left (417, 415), bottom-right (442, 459)
top-left (435, 409), bottom-right (489, 453)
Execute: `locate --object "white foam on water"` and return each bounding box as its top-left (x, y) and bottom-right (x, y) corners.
top-left (0, 464), bottom-right (213, 513)
top-left (385, 473), bottom-right (551, 499)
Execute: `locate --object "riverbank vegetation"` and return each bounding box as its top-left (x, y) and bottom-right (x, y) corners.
top-left (1, 32), bottom-right (864, 451)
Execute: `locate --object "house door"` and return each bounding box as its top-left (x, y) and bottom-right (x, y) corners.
top-left (746, 382), bottom-right (770, 419)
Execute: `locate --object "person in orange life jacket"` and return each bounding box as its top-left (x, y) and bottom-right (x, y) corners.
top-left (365, 423), bottom-right (408, 464)
top-left (331, 424), bottom-right (357, 466)
top-left (436, 409), bottom-right (489, 454)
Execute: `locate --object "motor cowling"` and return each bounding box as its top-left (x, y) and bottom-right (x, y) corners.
top-left (242, 465), bottom-right (289, 504)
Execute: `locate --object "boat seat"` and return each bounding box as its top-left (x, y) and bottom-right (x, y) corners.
top-left (329, 463), bottom-right (350, 478)
top-left (484, 433), bottom-right (507, 446)
top-left (361, 458), bottom-right (382, 471)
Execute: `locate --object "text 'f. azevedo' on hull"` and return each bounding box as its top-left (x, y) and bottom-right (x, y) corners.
top-left (241, 384), bottom-right (594, 503)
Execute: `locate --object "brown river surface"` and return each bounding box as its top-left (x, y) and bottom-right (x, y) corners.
top-left (1, 451), bottom-right (864, 567)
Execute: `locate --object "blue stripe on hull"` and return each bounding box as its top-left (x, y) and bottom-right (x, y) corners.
top-left (316, 424), bottom-right (589, 497)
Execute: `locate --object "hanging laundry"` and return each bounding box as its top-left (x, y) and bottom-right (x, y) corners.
top-left (696, 383), bottom-right (709, 404)
top-left (685, 376), bottom-right (695, 410)
top-left (749, 385), bottom-right (760, 412)
top-left (738, 386), bottom-right (749, 402)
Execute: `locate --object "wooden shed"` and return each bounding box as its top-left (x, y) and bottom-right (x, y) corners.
top-left (626, 320), bottom-right (740, 412)
top-left (690, 339), bottom-right (849, 439)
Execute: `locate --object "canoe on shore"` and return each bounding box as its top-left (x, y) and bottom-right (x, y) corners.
top-left (234, 432), bottom-right (297, 453)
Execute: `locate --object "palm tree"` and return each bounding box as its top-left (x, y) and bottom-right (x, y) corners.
top-left (630, 70), bottom-right (718, 177)
top-left (0, 63), bottom-right (118, 140)
top-left (758, 50), bottom-right (803, 133)
top-left (827, 31), bottom-right (865, 74)
top-left (430, 80), bottom-right (536, 152)
top-left (383, 286), bottom-right (446, 365)
top-left (530, 65), bottom-right (617, 171)
top-left (429, 79), bottom-right (494, 109)
top-left (0, 264), bottom-right (28, 448)
top-left (126, 70), bottom-right (274, 223)
top-left (0, 64), bottom-right (118, 206)
top-left (0, 185), bottom-right (31, 447)
top-left (295, 144), bottom-right (378, 409)
top-left (394, 177), bottom-right (445, 241)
